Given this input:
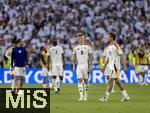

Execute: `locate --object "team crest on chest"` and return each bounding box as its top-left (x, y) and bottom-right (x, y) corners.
top-left (18, 50), bottom-right (22, 53)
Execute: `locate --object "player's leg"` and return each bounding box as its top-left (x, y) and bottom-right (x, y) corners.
top-left (115, 78), bottom-right (129, 101)
top-left (106, 78), bottom-right (114, 99)
top-left (111, 80), bottom-right (115, 93)
top-left (15, 76), bottom-right (19, 94)
top-left (42, 68), bottom-right (48, 89)
top-left (105, 68), bottom-right (115, 93)
top-left (57, 66), bottom-right (63, 92)
top-left (99, 77), bottom-right (114, 102)
top-left (20, 68), bottom-right (25, 89)
top-left (43, 77), bottom-right (47, 89)
top-left (48, 71), bottom-right (53, 89)
top-left (17, 76), bottom-right (24, 95)
top-left (14, 67), bottom-right (21, 94)
top-left (10, 68), bottom-right (15, 92)
top-left (83, 79), bottom-right (88, 101)
top-left (138, 65), bottom-right (144, 85)
top-left (77, 67), bottom-right (84, 101)
top-left (106, 76), bottom-right (115, 93)
top-left (52, 76), bottom-right (58, 93)
top-left (20, 76), bottom-right (24, 88)
top-left (143, 66), bottom-right (148, 85)
top-left (78, 78), bottom-right (83, 101)
top-left (58, 76), bottom-right (63, 92)
top-left (51, 66), bottom-right (58, 93)
top-left (83, 67), bottom-right (89, 101)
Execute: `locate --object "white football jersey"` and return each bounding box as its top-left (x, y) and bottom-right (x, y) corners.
top-left (47, 45), bottom-right (64, 66)
top-left (103, 46), bottom-right (109, 60)
top-left (73, 44), bottom-right (92, 67)
top-left (107, 44), bottom-right (123, 70)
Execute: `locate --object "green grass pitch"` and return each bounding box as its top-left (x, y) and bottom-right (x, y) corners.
top-left (0, 84), bottom-right (150, 113)
top-left (50, 84), bottom-right (150, 113)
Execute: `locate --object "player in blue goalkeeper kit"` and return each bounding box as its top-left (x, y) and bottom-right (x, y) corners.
top-left (11, 39), bottom-right (28, 94)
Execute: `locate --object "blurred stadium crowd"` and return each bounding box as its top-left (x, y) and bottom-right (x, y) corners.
top-left (0, 0), bottom-right (149, 68)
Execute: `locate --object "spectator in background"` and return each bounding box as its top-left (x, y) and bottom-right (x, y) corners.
top-left (0, 0), bottom-right (149, 67)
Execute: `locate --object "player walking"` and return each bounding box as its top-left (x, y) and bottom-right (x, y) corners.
top-left (47, 38), bottom-right (65, 93)
top-left (5, 38), bottom-right (17, 92)
top-left (99, 33), bottom-right (129, 102)
top-left (103, 46), bottom-right (115, 93)
top-left (40, 46), bottom-right (50, 90)
top-left (136, 45), bottom-right (149, 85)
top-left (72, 33), bottom-right (92, 101)
top-left (11, 39), bottom-right (28, 94)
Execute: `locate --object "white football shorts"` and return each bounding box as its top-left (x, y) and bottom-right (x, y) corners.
top-left (138, 65), bottom-right (148, 73)
top-left (14, 67), bottom-right (25, 76)
top-left (51, 66), bottom-right (63, 76)
top-left (76, 66), bottom-right (89, 79)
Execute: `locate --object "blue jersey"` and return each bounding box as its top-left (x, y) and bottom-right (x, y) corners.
top-left (11, 47), bottom-right (28, 67)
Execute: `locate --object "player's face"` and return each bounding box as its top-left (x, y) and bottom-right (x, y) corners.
top-left (78, 35), bottom-right (84, 44)
top-left (108, 35), bottom-right (113, 43)
top-left (18, 40), bottom-right (24, 46)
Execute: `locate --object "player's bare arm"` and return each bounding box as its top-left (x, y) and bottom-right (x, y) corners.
top-left (62, 53), bottom-right (65, 68)
top-left (72, 52), bottom-right (76, 71)
top-left (88, 53), bottom-right (92, 73)
top-left (120, 54), bottom-right (127, 72)
top-left (47, 55), bottom-right (51, 70)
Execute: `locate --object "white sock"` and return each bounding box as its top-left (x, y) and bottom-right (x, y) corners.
top-left (78, 82), bottom-right (83, 99)
top-left (49, 83), bottom-right (53, 88)
top-left (105, 91), bottom-right (110, 100)
top-left (84, 83), bottom-right (89, 98)
top-left (122, 90), bottom-right (129, 98)
top-left (43, 84), bottom-right (46, 88)
top-left (139, 74), bottom-right (143, 84)
top-left (49, 76), bottom-right (53, 84)
top-left (143, 73), bottom-right (147, 84)
top-left (57, 79), bottom-right (61, 89)
top-left (49, 76), bottom-right (53, 88)
top-left (52, 79), bottom-right (58, 92)
top-left (11, 79), bottom-right (15, 90)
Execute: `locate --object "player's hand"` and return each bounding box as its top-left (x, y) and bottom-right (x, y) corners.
top-left (101, 68), bottom-right (105, 74)
top-left (48, 66), bottom-right (52, 71)
top-left (123, 66), bottom-right (127, 73)
top-left (11, 67), bottom-right (14, 72)
top-left (88, 66), bottom-right (92, 74)
top-left (25, 64), bottom-right (29, 68)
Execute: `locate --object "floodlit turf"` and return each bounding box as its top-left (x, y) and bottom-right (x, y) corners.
top-left (0, 84), bottom-right (149, 113)
top-left (50, 84), bottom-right (150, 113)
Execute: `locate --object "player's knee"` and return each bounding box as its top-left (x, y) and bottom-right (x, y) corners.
top-left (107, 76), bottom-right (109, 80)
top-left (78, 78), bottom-right (82, 83)
top-left (115, 79), bottom-right (121, 86)
top-left (108, 79), bottom-right (113, 85)
top-left (84, 79), bottom-right (88, 84)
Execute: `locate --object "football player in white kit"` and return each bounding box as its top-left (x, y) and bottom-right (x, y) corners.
top-left (72, 33), bottom-right (92, 101)
top-left (47, 38), bottom-right (65, 93)
top-left (99, 32), bottom-right (129, 102)
top-left (103, 46), bottom-right (115, 93)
